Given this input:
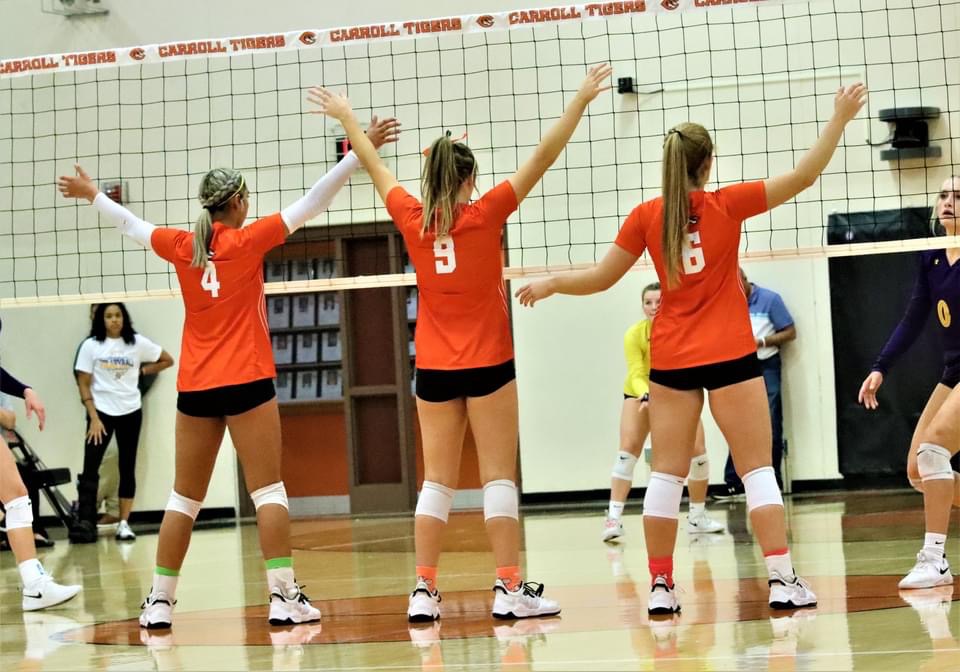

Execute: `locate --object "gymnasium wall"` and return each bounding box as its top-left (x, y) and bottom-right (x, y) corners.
top-left (1, 0), bottom-right (957, 508)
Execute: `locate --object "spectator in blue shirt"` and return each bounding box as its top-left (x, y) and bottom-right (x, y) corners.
top-left (717, 268), bottom-right (797, 497)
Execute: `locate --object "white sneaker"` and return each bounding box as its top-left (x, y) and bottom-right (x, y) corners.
top-left (601, 516), bottom-right (624, 543)
top-left (647, 575), bottom-right (680, 615)
top-left (686, 512), bottom-right (724, 534)
top-left (492, 579), bottom-right (561, 619)
top-left (768, 571), bottom-right (817, 609)
top-left (116, 520), bottom-right (136, 541)
top-left (22, 575), bottom-right (82, 612)
top-left (407, 579), bottom-right (441, 623)
top-left (268, 584), bottom-right (321, 626)
top-left (898, 550), bottom-right (952, 589)
top-left (139, 591), bottom-right (175, 629)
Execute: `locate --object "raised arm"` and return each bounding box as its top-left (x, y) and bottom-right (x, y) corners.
top-left (57, 165), bottom-right (155, 248)
top-left (307, 89), bottom-right (401, 204)
top-left (281, 115), bottom-right (400, 232)
top-left (764, 83), bottom-right (867, 210)
top-left (514, 244), bottom-right (637, 307)
top-left (507, 64), bottom-right (612, 203)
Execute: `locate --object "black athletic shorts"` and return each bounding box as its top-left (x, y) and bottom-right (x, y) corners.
top-left (416, 360), bottom-right (516, 403)
top-left (649, 353), bottom-right (761, 391)
top-left (623, 392), bottom-right (649, 402)
top-left (177, 378), bottom-right (276, 418)
top-left (940, 362), bottom-right (960, 389)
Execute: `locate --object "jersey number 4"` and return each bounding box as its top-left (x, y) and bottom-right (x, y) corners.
top-left (434, 237), bottom-right (456, 274)
top-left (201, 262), bottom-right (221, 298)
top-left (682, 231), bottom-right (706, 275)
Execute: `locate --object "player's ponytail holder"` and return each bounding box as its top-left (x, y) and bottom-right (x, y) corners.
top-left (422, 130), bottom-right (468, 156)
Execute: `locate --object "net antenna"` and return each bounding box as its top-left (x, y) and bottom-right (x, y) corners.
top-left (1, 0), bottom-right (956, 308)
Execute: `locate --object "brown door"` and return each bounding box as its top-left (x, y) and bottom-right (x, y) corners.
top-left (341, 234), bottom-right (417, 513)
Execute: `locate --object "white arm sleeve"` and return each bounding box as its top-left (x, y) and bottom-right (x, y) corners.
top-left (281, 152), bottom-right (361, 233)
top-left (92, 193), bottom-right (156, 248)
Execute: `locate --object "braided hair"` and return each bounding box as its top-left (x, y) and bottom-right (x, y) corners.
top-left (193, 168), bottom-right (245, 268)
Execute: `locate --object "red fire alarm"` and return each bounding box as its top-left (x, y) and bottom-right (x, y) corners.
top-left (334, 137), bottom-right (351, 162)
top-left (102, 181), bottom-right (127, 205)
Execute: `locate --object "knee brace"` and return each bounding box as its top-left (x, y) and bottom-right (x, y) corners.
top-left (642, 472), bottom-right (685, 520)
top-left (917, 443), bottom-right (954, 482)
top-left (483, 479), bottom-right (518, 521)
top-left (611, 451), bottom-right (639, 482)
top-left (250, 482), bottom-right (288, 511)
top-left (166, 490), bottom-right (203, 520)
top-left (688, 455), bottom-right (709, 482)
top-left (415, 481), bottom-right (454, 522)
top-left (3, 495), bottom-right (33, 530)
top-left (743, 466), bottom-right (783, 512)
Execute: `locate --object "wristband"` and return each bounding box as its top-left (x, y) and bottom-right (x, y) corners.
top-left (760, 336), bottom-right (767, 348)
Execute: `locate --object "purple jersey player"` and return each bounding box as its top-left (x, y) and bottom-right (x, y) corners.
top-left (859, 175), bottom-right (960, 590)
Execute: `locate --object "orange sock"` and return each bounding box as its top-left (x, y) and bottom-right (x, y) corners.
top-left (416, 565), bottom-right (438, 590)
top-left (497, 566), bottom-right (522, 591)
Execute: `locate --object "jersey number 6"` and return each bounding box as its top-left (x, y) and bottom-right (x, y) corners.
top-left (201, 262), bottom-right (221, 298)
top-left (434, 237), bottom-right (457, 274)
top-left (682, 231), bottom-right (706, 275)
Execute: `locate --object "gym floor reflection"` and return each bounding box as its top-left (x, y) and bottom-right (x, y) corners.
top-left (2, 492), bottom-right (957, 671)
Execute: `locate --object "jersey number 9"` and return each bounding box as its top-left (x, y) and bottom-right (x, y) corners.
top-left (434, 237), bottom-right (457, 275)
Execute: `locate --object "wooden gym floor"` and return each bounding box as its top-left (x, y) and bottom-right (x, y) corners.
top-left (1, 491), bottom-right (957, 671)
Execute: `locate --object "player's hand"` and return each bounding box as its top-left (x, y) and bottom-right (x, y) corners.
top-left (638, 392), bottom-right (650, 413)
top-left (306, 87), bottom-right (353, 122)
top-left (86, 416), bottom-right (107, 445)
top-left (575, 64), bottom-right (613, 104)
top-left (515, 279), bottom-right (555, 307)
top-left (858, 371), bottom-right (883, 410)
top-left (23, 388), bottom-right (46, 431)
top-left (833, 83), bottom-right (867, 124)
top-left (366, 115), bottom-right (401, 149)
top-left (57, 164), bottom-right (99, 203)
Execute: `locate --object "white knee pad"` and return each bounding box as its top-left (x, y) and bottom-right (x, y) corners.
top-left (483, 479), bottom-right (518, 521)
top-left (415, 481), bottom-right (454, 522)
top-left (917, 443), bottom-right (954, 481)
top-left (166, 490), bottom-right (203, 520)
top-left (743, 466), bottom-right (783, 512)
top-left (3, 495), bottom-right (33, 530)
top-left (642, 472), bottom-right (685, 520)
top-left (909, 477), bottom-right (923, 493)
top-left (250, 482), bottom-right (289, 511)
top-left (688, 455), bottom-right (709, 482)
top-left (611, 451), bottom-right (639, 482)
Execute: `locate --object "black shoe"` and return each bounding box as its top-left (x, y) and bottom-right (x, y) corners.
top-left (711, 485), bottom-right (745, 501)
top-left (68, 520), bottom-right (97, 544)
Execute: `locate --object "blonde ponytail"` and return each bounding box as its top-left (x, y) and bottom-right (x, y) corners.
top-left (660, 123), bottom-right (713, 288)
top-left (193, 168), bottom-right (245, 268)
top-left (421, 135), bottom-right (476, 238)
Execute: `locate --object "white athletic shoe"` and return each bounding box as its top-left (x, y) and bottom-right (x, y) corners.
top-left (139, 591), bottom-right (175, 629)
top-left (116, 520), bottom-right (136, 541)
top-left (647, 575), bottom-right (680, 615)
top-left (898, 550), bottom-right (953, 590)
top-left (268, 584), bottom-right (321, 626)
top-left (21, 575), bottom-right (81, 612)
top-left (768, 571), bottom-right (817, 609)
top-left (407, 579), bottom-right (441, 623)
top-left (686, 512), bottom-right (724, 534)
top-left (492, 579), bottom-right (561, 619)
top-left (601, 516), bottom-right (624, 543)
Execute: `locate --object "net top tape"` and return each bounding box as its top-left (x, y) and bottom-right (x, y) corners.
top-left (1, 0), bottom-right (806, 79)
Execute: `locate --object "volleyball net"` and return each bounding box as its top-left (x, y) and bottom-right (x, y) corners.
top-left (1, 0), bottom-right (957, 305)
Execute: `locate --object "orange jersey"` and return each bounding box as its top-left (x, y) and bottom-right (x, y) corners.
top-left (614, 182), bottom-right (768, 370)
top-left (151, 214), bottom-right (287, 391)
top-left (386, 181), bottom-right (518, 370)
